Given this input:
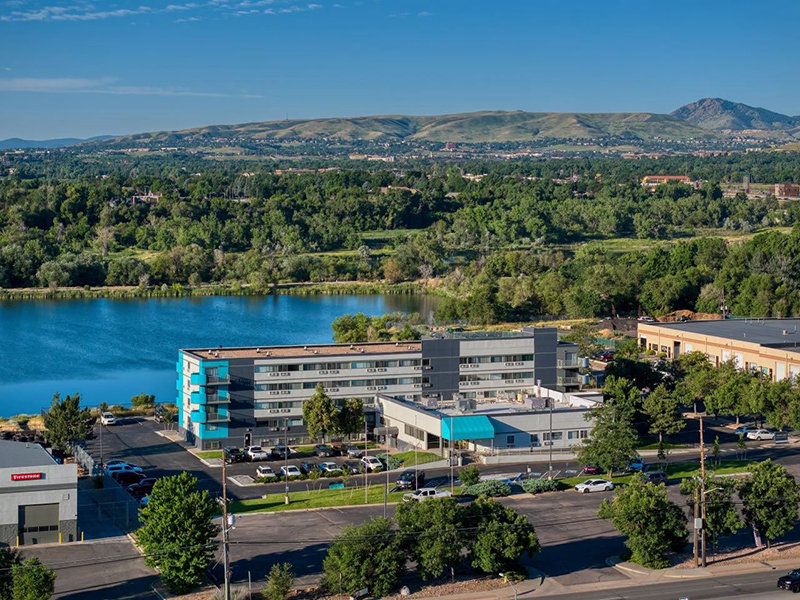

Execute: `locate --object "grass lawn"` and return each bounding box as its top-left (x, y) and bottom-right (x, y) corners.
top-left (230, 484), bottom-right (408, 513)
top-left (637, 441), bottom-right (690, 450)
top-left (559, 459), bottom-right (757, 487)
top-left (294, 442), bottom-right (379, 454)
top-left (391, 451), bottom-right (441, 467)
top-left (196, 450), bottom-right (223, 459)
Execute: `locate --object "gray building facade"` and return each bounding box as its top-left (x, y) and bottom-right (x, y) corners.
top-left (0, 441), bottom-right (78, 546)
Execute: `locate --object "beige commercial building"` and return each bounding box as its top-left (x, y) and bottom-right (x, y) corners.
top-left (638, 319), bottom-right (800, 381)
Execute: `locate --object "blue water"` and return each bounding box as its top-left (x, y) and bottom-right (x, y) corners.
top-left (0, 294), bottom-right (434, 417)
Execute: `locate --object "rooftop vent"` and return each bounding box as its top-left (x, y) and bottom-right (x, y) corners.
top-left (214, 351), bottom-right (219, 357)
top-left (350, 344), bottom-right (354, 349)
top-left (360, 348), bottom-right (365, 354)
top-left (265, 351), bottom-right (271, 357)
top-left (784, 330), bottom-right (789, 336)
top-left (313, 349), bottom-right (319, 354)
top-left (256, 348), bottom-right (261, 353)
top-left (303, 346), bottom-right (308, 351)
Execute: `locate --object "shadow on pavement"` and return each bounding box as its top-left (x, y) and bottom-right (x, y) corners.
top-left (55, 574), bottom-right (158, 600)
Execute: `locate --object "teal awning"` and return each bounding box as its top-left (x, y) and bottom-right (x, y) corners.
top-left (441, 415), bottom-right (494, 441)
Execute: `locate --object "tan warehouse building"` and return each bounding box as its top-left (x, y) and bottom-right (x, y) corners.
top-left (638, 318), bottom-right (800, 381)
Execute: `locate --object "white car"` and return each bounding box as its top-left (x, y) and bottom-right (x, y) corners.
top-left (280, 465), bottom-right (302, 477)
top-left (256, 465), bottom-right (276, 478)
top-left (746, 429), bottom-right (775, 441)
top-left (100, 412), bottom-right (117, 426)
top-left (575, 479), bottom-right (614, 493)
top-left (319, 462), bottom-right (340, 473)
top-left (106, 463), bottom-right (143, 475)
top-left (402, 488), bottom-right (452, 502)
top-left (360, 456), bottom-right (383, 472)
top-left (245, 446), bottom-right (269, 461)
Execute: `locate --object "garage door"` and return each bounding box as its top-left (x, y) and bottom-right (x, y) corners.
top-left (18, 503), bottom-right (59, 545)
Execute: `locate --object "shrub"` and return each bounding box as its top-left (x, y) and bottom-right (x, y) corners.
top-left (376, 453), bottom-right (402, 470)
top-left (131, 393), bottom-right (156, 408)
top-left (212, 585), bottom-right (248, 600)
top-left (521, 478), bottom-right (562, 495)
top-left (500, 564), bottom-right (527, 582)
top-left (264, 562), bottom-right (294, 600)
top-left (460, 464), bottom-right (481, 486)
top-left (461, 480), bottom-right (511, 498)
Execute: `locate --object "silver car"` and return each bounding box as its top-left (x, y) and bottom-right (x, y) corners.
top-left (575, 479), bottom-right (614, 493)
top-left (746, 429), bottom-right (775, 440)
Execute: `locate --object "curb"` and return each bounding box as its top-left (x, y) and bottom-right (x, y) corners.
top-left (605, 556), bottom-right (654, 576)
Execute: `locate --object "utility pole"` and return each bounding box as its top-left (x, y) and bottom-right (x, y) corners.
top-left (548, 397), bottom-right (553, 477)
top-left (364, 416), bottom-right (368, 505)
top-left (699, 415), bottom-right (707, 567)
top-left (221, 457), bottom-right (230, 600)
top-left (450, 413), bottom-right (455, 494)
top-left (693, 486), bottom-right (699, 568)
top-left (414, 414), bottom-right (419, 489)
top-left (384, 432), bottom-right (390, 518)
top-left (284, 418), bottom-right (290, 505)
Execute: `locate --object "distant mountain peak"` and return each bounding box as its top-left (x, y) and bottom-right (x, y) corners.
top-left (671, 98), bottom-right (798, 131)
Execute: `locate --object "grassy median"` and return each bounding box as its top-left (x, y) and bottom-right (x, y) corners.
top-left (230, 484), bottom-right (410, 513)
top-left (560, 459), bottom-right (757, 487)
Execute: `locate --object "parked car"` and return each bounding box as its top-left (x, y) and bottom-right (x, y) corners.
top-left (747, 429), bottom-right (775, 441)
top-left (314, 444), bottom-right (333, 457)
top-left (106, 462), bottom-right (143, 475)
top-left (396, 469), bottom-right (426, 490)
top-left (734, 426), bottom-right (751, 436)
top-left (777, 570), bottom-right (800, 592)
top-left (245, 446), bottom-right (269, 461)
top-left (104, 459), bottom-right (131, 468)
top-left (582, 465), bottom-right (602, 475)
top-left (127, 478), bottom-right (158, 499)
top-left (637, 316), bottom-right (656, 322)
top-left (271, 445), bottom-right (291, 459)
top-left (597, 349), bottom-right (615, 361)
top-left (280, 465), bottom-right (302, 477)
top-left (112, 471), bottom-right (145, 486)
top-left (100, 412), bottom-right (118, 426)
top-left (575, 479), bottom-right (614, 493)
top-left (644, 471), bottom-right (668, 485)
top-left (341, 460), bottom-right (361, 475)
top-left (299, 461), bottom-right (319, 475)
top-left (223, 447), bottom-right (246, 464)
top-left (344, 444), bottom-right (363, 458)
top-left (403, 488), bottom-right (452, 502)
top-left (625, 456), bottom-right (645, 473)
top-left (360, 456), bottom-right (383, 472)
top-left (256, 465), bottom-right (276, 478)
top-left (319, 462), bottom-right (340, 474)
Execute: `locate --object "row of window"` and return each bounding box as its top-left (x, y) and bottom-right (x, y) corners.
top-left (254, 401), bottom-right (303, 409)
top-left (504, 429), bottom-right (588, 448)
top-left (459, 372), bottom-right (534, 382)
top-left (459, 354), bottom-right (534, 364)
top-left (255, 377), bottom-right (422, 391)
top-left (255, 358), bottom-right (422, 373)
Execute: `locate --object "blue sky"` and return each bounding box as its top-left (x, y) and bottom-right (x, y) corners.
top-left (1, 0), bottom-right (799, 139)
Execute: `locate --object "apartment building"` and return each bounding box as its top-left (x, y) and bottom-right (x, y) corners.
top-left (176, 328), bottom-right (584, 450)
top-left (638, 318), bottom-right (800, 381)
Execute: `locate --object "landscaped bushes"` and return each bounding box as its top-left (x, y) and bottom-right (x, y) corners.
top-left (376, 453), bottom-right (403, 470)
top-left (460, 481), bottom-right (511, 497)
top-left (521, 478), bottom-right (562, 495)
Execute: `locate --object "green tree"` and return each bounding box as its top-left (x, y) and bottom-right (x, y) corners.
top-left (562, 323), bottom-right (601, 358)
top-left (712, 435), bottom-right (721, 467)
top-left (136, 473), bottom-right (219, 594)
top-left (680, 477), bottom-right (742, 552)
top-left (302, 385), bottom-right (339, 441)
top-left (642, 385), bottom-right (685, 443)
top-left (263, 563), bottom-right (294, 600)
top-left (576, 376), bottom-right (639, 475)
top-left (0, 547), bottom-right (21, 600)
top-left (465, 498), bottom-right (540, 573)
top-left (322, 517), bottom-right (405, 598)
top-left (337, 398), bottom-right (365, 438)
top-left (43, 393), bottom-right (96, 453)
top-left (131, 393), bottom-right (155, 408)
top-left (460, 464), bottom-right (481, 486)
top-left (396, 497), bottom-right (466, 580)
top-left (674, 352), bottom-right (718, 414)
top-left (598, 474), bottom-right (688, 568)
top-left (739, 460), bottom-right (800, 547)
top-left (11, 558), bottom-right (55, 600)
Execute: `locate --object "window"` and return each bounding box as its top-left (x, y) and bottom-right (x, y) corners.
top-left (404, 424), bottom-right (426, 441)
top-left (530, 434), bottom-right (540, 447)
top-left (542, 432), bottom-right (563, 441)
top-left (567, 430), bottom-right (588, 440)
top-left (506, 435), bottom-right (515, 448)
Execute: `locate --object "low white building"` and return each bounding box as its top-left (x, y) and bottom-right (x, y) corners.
top-left (375, 389), bottom-right (598, 456)
top-left (0, 440), bottom-right (78, 546)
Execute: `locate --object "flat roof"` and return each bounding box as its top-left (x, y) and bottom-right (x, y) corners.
top-left (183, 341), bottom-right (422, 361)
top-left (642, 318), bottom-right (800, 348)
top-left (0, 440), bottom-right (56, 468)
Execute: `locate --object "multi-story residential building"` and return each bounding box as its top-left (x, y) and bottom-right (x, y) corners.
top-left (176, 327), bottom-right (584, 450)
top-left (638, 318), bottom-right (800, 381)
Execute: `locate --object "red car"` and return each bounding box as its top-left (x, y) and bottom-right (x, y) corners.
top-left (582, 465), bottom-right (602, 475)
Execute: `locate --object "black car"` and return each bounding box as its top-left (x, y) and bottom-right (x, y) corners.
top-left (223, 447), bottom-right (246, 464)
top-left (127, 478), bottom-right (158, 499)
top-left (299, 461), bottom-right (320, 475)
top-left (112, 471), bottom-right (145, 486)
top-left (341, 460), bottom-right (362, 475)
top-left (396, 469), bottom-right (426, 490)
top-left (271, 445), bottom-right (291, 459)
top-left (314, 444), bottom-right (333, 457)
top-left (777, 570), bottom-right (800, 592)
top-left (644, 471), bottom-right (668, 485)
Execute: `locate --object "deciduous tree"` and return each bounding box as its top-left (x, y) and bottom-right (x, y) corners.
top-left (643, 384), bottom-right (685, 443)
top-left (302, 385), bottom-right (339, 441)
top-left (739, 460), bottom-right (800, 547)
top-left (11, 558), bottom-right (55, 600)
top-left (396, 497), bottom-right (466, 580)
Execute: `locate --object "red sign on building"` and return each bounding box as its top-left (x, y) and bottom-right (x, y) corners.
top-left (11, 473), bottom-right (43, 481)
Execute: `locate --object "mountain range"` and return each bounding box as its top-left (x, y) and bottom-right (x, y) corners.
top-left (0, 136), bottom-right (114, 150)
top-left (2, 99), bottom-right (798, 150)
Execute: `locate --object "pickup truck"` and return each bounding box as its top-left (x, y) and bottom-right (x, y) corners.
top-left (402, 488), bottom-right (452, 502)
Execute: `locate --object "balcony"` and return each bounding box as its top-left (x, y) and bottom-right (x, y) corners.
top-left (190, 391), bottom-right (230, 405)
top-left (205, 374), bottom-right (231, 386)
top-left (190, 409), bottom-right (230, 424)
top-left (557, 376), bottom-right (582, 386)
top-left (558, 357), bottom-right (589, 369)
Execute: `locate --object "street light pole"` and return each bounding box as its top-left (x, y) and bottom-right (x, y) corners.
top-left (221, 457), bottom-right (230, 600)
top-left (364, 416), bottom-right (368, 505)
top-left (499, 573), bottom-right (518, 600)
top-left (284, 418), bottom-right (289, 505)
top-left (700, 415), bottom-right (707, 567)
top-left (449, 413), bottom-right (454, 494)
top-left (384, 432), bottom-right (390, 518)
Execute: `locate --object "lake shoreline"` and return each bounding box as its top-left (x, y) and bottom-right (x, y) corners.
top-left (0, 280), bottom-right (427, 302)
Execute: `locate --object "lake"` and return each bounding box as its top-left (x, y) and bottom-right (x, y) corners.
top-left (0, 294), bottom-right (435, 417)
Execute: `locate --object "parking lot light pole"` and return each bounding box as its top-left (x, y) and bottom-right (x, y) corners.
top-left (221, 457), bottom-right (231, 600)
top-left (284, 418), bottom-right (290, 505)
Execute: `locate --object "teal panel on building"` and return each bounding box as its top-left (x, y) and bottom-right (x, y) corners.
top-left (441, 415), bottom-right (495, 441)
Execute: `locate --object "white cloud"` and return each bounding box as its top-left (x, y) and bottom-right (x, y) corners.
top-left (0, 76), bottom-right (263, 98)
